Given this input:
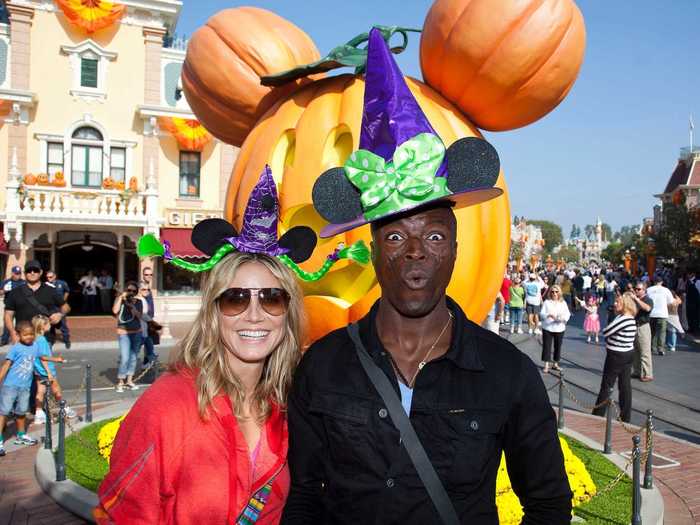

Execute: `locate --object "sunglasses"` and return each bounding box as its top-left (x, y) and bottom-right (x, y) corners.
top-left (26, 268), bottom-right (41, 274)
top-left (126, 288), bottom-right (138, 293)
top-left (217, 287), bottom-right (290, 317)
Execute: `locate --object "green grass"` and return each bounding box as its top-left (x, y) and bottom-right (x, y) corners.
top-left (58, 418), bottom-right (117, 492)
top-left (564, 435), bottom-right (632, 524)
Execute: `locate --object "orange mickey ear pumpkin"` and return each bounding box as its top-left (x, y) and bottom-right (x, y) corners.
top-left (420, 0), bottom-right (586, 131)
top-left (182, 7), bottom-right (322, 147)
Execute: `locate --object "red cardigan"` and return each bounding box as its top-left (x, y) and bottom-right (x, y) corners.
top-left (95, 371), bottom-right (290, 524)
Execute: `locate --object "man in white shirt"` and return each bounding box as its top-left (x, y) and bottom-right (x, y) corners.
top-left (524, 273), bottom-right (545, 335)
top-left (646, 276), bottom-right (674, 356)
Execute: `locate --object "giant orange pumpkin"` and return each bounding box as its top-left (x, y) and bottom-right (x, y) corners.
top-left (226, 74), bottom-right (511, 342)
top-left (420, 0), bottom-right (586, 131)
top-left (182, 7), bottom-right (322, 147)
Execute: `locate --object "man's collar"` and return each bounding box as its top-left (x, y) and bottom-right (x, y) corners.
top-left (361, 296), bottom-right (485, 372)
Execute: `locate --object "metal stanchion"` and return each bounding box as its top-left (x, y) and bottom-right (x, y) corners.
top-left (43, 395), bottom-right (52, 450)
top-left (557, 371), bottom-right (565, 429)
top-left (604, 387), bottom-right (614, 454)
top-left (56, 400), bottom-right (66, 482)
top-left (644, 409), bottom-right (654, 489)
top-left (85, 364), bottom-right (93, 423)
top-left (154, 357), bottom-right (161, 380)
top-left (631, 435), bottom-right (642, 525)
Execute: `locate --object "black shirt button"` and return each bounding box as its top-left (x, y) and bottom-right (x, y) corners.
top-left (386, 478), bottom-right (395, 488)
top-left (469, 420), bottom-right (479, 431)
top-left (378, 408), bottom-right (388, 419)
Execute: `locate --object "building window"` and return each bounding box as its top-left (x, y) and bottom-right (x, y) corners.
top-left (47, 142), bottom-right (64, 177)
top-left (80, 57), bottom-right (98, 88)
top-left (179, 151), bottom-right (200, 197)
top-left (110, 147), bottom-right (126, 182)
top-left (71, 126), bottom-right (103, 188)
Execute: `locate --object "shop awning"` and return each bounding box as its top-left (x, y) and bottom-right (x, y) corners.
top-left (159, 228), bottom-right (205, 258)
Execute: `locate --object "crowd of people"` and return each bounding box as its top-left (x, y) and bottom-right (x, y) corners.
top-left (487, 263), bottom-right (690, 423)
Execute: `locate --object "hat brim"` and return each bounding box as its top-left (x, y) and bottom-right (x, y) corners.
top-left (319, 186), bottom-right (503, 238)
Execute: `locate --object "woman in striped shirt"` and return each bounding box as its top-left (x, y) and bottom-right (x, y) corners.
top-left (592, 292), bottom-right (638, 422)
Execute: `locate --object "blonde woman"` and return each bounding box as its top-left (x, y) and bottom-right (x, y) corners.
top-left (540, 285), bottom-right (571, 373)
top-left (96, 252), bottom-right (304, 524)
top-left (592, 292), bottom-right (638, 422)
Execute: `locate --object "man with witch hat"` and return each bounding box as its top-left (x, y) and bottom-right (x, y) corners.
top-left (282, 29), bottom-right (572, 524)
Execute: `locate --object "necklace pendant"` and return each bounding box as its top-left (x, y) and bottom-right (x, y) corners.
top-left (417, 361), bottom-right (426, 371)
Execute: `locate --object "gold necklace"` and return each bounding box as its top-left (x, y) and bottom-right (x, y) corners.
top-left (388, 311), bottom-right (454, 388)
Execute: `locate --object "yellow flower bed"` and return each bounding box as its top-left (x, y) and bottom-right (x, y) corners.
top-left (496, 436), bottom-right (597, 524)
top-left (97, 414), bottom-right (127, 463)
top-left (97, 416), bottom-right (595, 519)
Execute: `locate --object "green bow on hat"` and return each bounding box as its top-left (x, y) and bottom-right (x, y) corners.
top-left (344, 132), bottom-right (452, 220)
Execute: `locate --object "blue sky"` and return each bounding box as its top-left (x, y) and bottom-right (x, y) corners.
top-left (177, 1), bottom-right (700, 237)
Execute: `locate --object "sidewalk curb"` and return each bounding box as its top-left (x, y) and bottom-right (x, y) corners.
top-left (34, 400), bottom-right (136, 524)
top-left (35, 448), bottom-right (98, 522)
top-left (561, 426), bottom-right (664, 525)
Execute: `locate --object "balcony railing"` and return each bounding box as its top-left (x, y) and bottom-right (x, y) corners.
top-left (8, 184), bottom-right (154, 227)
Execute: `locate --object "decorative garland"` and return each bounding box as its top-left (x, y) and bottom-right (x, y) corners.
top-left (55, 0), bottom-right (126, 34)
top-left (158, 118), bottom-right (213, 152)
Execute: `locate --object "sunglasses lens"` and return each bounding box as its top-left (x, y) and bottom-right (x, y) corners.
top-left (259, 288), bottom-right (290, 316)
top-left (218, 288), bottom-right (251, 316)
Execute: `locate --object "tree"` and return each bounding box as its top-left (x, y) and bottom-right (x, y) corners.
top-left (613, 225), bottom-right (640, 246)
top-left (654, 202), bottom-right (700, 265)
top-left (601, 223), bottom-right (613, 242)
top-left (556, 245), bottom-right (579, 263)
top-left (584, 224), bottom-right (595, 240)
top-left (510, 240), bottom-right (523, 261)
top-left (602, 241), bottom-right (625, 265)
top-left (528, 220), bottom-right (563, 251)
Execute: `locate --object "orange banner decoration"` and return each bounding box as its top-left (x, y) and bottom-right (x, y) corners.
top-left (55, 0), bottom-right (126, 34)
top-left (0, 99), bottom-right (11, 118)
top-left (158, 117), bottom-right (213, 152)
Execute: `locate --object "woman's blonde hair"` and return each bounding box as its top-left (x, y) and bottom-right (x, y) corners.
top-left (170, 252), bottom-right (305, 421)
top-left (31, 314), bottom-right (50, 336)
top-left (620, 292), bottom-right (638, 316)
top-left (549, 285), bottom-right (563, 300)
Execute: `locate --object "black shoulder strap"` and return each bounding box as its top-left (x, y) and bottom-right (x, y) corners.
top-left (346, 324), bottom-right (460, 525)
top-left (21, 285), bottom-right (51, 316)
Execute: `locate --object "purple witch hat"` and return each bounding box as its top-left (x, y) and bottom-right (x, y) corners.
top-left (312, 27), bottom-right (503, 238)
top-left (191, 165), bottom-right (316, 263)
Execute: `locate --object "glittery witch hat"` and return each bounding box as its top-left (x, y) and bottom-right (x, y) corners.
top-left (312, 28), bottom-right (503, 238)
top-left (138, 165), bottom-right (369, 281)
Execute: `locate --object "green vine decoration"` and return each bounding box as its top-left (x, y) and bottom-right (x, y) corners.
top-left (261, 25), bottom-right (421, 87)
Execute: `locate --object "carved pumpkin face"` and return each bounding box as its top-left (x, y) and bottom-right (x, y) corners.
top-left (37, 173), bottom-right (50, 185)
top-left (102, 177), bottom-right (113, 190)
top-left (226, 74), bottom-right (511, 341)
top-left (23, 174), bottom-right (37, 185)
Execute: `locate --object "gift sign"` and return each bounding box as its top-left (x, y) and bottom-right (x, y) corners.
top-left (164, 209), bottom-right (222, 228)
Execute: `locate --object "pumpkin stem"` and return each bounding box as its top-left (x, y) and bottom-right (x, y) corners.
top-left (261, 26), bottom-right (421, 87)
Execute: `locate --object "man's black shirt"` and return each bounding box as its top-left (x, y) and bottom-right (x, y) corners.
top-left (5, 283), bottom-right (65, 323)
top-left (282, 298), bottom-right (572, 525)
top-left (635, 296), bottom-right (654, 326)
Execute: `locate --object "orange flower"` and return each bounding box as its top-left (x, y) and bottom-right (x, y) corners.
top-left (55, 0), bottom-right (126, 34)
top-left (158, 117), bottom-right (213, 152)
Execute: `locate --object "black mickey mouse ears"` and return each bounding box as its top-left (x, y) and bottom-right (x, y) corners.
top-left (312, 136), bottom-right (502, 238)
